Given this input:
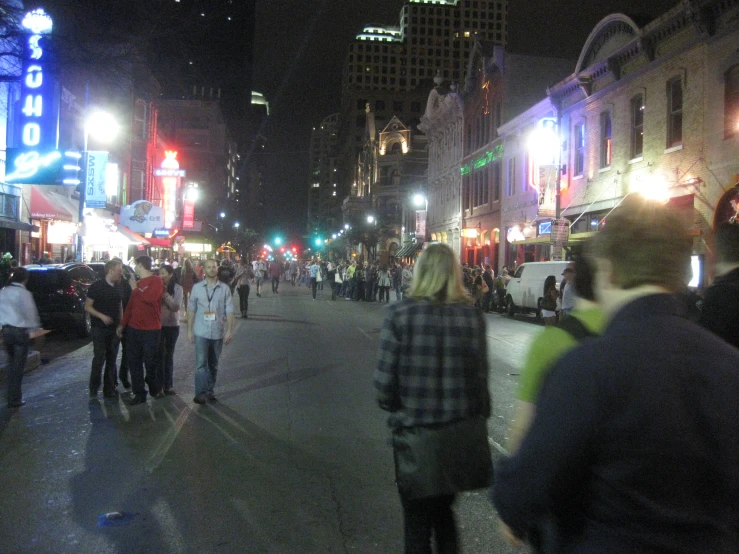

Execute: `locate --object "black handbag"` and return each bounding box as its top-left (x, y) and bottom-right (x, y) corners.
top-left (392, 416), bottom-right (493, 500)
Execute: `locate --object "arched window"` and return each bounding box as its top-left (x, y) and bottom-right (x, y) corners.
top-left (725, 64), bottom-right (739, 138)
top-left (391, 142), bottom-right (402, 155)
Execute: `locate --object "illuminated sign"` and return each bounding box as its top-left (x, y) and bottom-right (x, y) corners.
top-left (121, 200), bottom-right (164, 234)
top-left (6, 149), bottom-right (80, 185)
top-left (15, 9), bottom-right (58, 161)
top-left (460, 144), bottom-right (504, 175)
top-left (183, 198), bottom-right (195, 229)
top-left (153, 228), bottom-right (172, 239)
top-left (85, 151), bottom-right (108, 209)
top-left (154, 168), bottom-right (186, 177)
top-left (159, 151), bottom-right (181, 229)
top-left (538, 221), bottom-right (552, 235)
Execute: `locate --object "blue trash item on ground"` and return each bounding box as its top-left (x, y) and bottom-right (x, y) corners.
top-left (97, 512), bottom-right (137, 527)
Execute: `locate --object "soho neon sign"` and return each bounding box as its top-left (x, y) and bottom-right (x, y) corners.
top-left (19, 9), bottom-right (54, 150)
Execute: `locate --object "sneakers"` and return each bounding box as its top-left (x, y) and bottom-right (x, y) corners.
top-left (7, 400), bottom-right (26, 408)
top-left (128, 395), bottom-right (147, 406)
top-left (193, 395), bottom-right (207, 405)
top-left (206, 392), bottom-right (217, 403)
top-left (163, 389), bottom-right (177, 396)
top-left (103, 390), bottom-right (119, 399)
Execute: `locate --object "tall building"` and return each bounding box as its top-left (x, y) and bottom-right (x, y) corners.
top-left (307, 114), bottom-right (340, 233)
top-left (338, 0), bottom-right (508, 199)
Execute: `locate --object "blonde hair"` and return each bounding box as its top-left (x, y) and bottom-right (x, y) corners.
top-left (589, 195), bottom-right (692, 293)
top-left (407, 243), bottom-right (471, 304)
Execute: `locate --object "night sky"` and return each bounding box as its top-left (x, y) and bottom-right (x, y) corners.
top-left (252, 0), bottom-right (679, 236)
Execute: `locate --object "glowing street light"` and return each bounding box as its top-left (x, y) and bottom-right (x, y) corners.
top-left (234, 222), bottom-right (240, 228)
top-left (86, 111), bottom-right (119, 145)
top-left (413, 193), bottom-right (427, 208)
top-left (219, 212), bottom-right (225, 218)
top-left (332, 234), bottom-right (337, 239)
top-left (185, 187), bottom-right (199, 201)
top-left (367, 215), bottom-right (375, 224)
top-left (344, 224), bottom-right (350, 230)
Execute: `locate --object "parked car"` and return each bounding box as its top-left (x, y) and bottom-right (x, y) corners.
top-left (86, 261), bottom-right (136, 283)
top-left (505, 261), bottom-right (571, 319)
top-left (25, 263), bottom-right (99, 337)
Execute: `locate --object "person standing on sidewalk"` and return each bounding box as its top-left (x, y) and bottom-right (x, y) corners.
top-left (187, 259), bottom-right (234, 405)
top-left (309, 259), bottom-right (321, 300)
top-left (117, 256), bottom-right (164, 405)
top-left (232, 258), bottom-right (255, 318)
top-left (269, 260), bottom-right (281, 294)
top-left (0, 267), bottom-right (41, 408)
top-left (157, 265), bottom-right (182, 396)
top-left (85, 259), bottom-right (123, 399)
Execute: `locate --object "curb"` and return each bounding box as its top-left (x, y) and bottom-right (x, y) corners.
top-left (0, 350), bottom-right (42, 381)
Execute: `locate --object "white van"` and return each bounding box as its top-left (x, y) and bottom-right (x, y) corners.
top-left (505, 261), bottom-right (571, 318)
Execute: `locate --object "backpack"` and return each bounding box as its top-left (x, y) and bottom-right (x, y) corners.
top-left (556, 316), bottom-right (597, 341)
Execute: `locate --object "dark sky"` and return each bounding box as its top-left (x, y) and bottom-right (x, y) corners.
top-left (251, 0), bottom-right (679, 237)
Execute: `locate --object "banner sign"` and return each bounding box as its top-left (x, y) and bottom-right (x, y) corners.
top-left (120, 200), bottom-right (165, 234)
top-left (85, 151), bottom-right (108, 208)
top-left (183, 198), bottom-right (195, 229)
top-left (415, 210), bottom-right (427, 240)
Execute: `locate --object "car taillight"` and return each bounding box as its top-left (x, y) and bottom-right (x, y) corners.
top-left (56, 286), bottom-right (76, 295)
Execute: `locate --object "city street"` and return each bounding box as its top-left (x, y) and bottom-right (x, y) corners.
top-left (0, 283), bottom-right (542, 554)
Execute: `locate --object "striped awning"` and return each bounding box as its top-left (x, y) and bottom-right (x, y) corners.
top-left (395, 242), bottom-right (421, 258)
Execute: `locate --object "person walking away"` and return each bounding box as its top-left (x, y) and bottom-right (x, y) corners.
top-left (269, 260), bottom-right (281, 294)
top-left (115, 258), bottom-right (134, 389)
top-left (117, 256), bottom-right (164, 405)
top-left (326, 263), bottom-right (338, 300)
top-left (472, 268), bottom-right (483, 308)
top-left (354, 262), bottom-right (366, 301)
top-left (365, 262), bottom-right (376, 301)
top-left (392, 263), bottom-right (402, 300)
top-left (309, 260), bottom-right (321, 300)
top-left (401, 263), bottom-right (413, 300)
top-left (181, 258), bottom-right (196, 316)
top-left (540, 275), bottom-right (558, 325)
top-left (377, 264), bottom-right (392, 302)
top-left (493, 196), bottom-right (739, 553)
top-left (699, 221), bottom-right (739, 348)
top-left (0, 267), bottom-right (41, 408)
top-left (255, 258), bottom-right (266, 297)
top-left (481, 265), bottom-right (495, 313)
top-left (187, 259), bottom-right (234, 404)
top-left (157, 265), bottom-right (182, 396)
top-left (346, 260), bottom-right (357, 299)
top-left (85, 259), bottom-right (123, 399)
top-left (290, 259), bottom-right (299, 286)
top-left (232, 259), bottom-right (254, 318)
top-left (375, 243), bottom-right (492, 554)
top-left (559, 266), bottom-right (575, 319)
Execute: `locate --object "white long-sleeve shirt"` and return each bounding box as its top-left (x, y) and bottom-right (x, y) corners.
top-left (0, 283), bottom-right (41, 329)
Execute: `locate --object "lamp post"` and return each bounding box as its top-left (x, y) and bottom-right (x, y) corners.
top-left (77, 110), bottom-right (119, 261)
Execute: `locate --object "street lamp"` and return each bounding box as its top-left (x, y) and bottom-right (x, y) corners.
top-left (77, 110), bottom-right (119, 261)
top-left (234, 222), bottom-right (240, 229)
top-left (219, 212), bottom-right (226, 218)
top-left (344, 223), bottom-right (350, 230)
top-left (413, 193), bottom-right (427, 208)
top-left (367, 215), bottom-right (375, 224)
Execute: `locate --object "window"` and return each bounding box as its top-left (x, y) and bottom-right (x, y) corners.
top-left (0, 194), bottom-right (18, 218)
top-left (600, 112), bottom-right (612, 167)
top-left (574, 122), bottom-right (585, 176)
top-left (463, 174), bottom-right (470, 210)
top-left (725, 65), bottom-right (739, 138)
top-left (375, 100), bottom-right (385, 111)
top-left (482, 165), bottom-right (489, 204)
top-left (630, 95), bottom-right (644, 159)
top-left (492, 160), bottom-right (501, 202)
top-left (506, 157), bottom-right (516, 196)
top-left (391, 142), bottom-right (401, 155)
top-left (391, 170), bottom-right (400, 186)
top-left (667, 78), bottom-right (683, 148)
top-left (133, 100), bottom-right (146, 140)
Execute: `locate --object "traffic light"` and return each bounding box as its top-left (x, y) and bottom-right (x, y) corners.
top-left (314, 237), bottom-right (322, 247)
top-left (292, 246), bottom-right (297, 253)
top-left (280, 246), bottom-right (285, 253)
top-left (274, 236), bottom-right (283, 246)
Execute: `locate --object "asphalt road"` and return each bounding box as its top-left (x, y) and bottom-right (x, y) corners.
top-left (0, 281), bottom-right (542, 553)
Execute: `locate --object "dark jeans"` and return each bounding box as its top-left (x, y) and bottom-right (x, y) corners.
top-left (379, 286), bottom-right (390, 302)
top-left (366, 279), bottom-right (376, 301)
top-left (310, 277), bottom-right (318, 299)
top-left (330, 281), bottom-right (338, 300)
top-left (157, 326), bottom-right (179, 391)
top-left (271, 277), bottom-right (279, 293)
top-left (89, 325), bottom-right (119, 395)
top-left (3, 326), bottom-right (29, 406)
top-left (118, 329), bottom-right (129, 385)
top-left (401, 494), bottom-right (458, 554)
top-left (126, 327), bottom-right (161, 399)
top-left (354, 281), bottom-right (365, 301)
top-left (482, 291), bottom-right (493, 312)
top-left (237, 284), bottom-right (250, 315)
top-left (496, 289), bottom-right (506, 312)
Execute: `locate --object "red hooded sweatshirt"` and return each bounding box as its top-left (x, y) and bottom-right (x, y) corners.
top-left (121, 275), bottom-right (164, 331)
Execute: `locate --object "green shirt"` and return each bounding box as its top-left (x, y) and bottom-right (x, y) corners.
top-left (517, 307), bottom-right (606, 402)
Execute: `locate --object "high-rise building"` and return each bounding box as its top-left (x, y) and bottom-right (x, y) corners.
top-left (308, 114), bottom-right (341, 234)
top-left (338, 0), bottom-right (508, 203)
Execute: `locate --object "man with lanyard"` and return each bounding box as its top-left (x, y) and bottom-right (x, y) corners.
top-left (0, 267), bottom-right (41, 408)
top-left (85, 259), bottom-right (124, 399)
top-left (187, 259), bottom-right (234, 405)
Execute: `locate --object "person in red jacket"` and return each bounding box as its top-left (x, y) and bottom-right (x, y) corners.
top-left (117, 255), bottom-right (164, 405)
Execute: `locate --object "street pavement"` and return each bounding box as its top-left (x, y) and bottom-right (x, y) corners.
top-left (0, 280), bottom-right (542, 553)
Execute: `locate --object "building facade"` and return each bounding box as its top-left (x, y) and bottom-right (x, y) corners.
top-left (544, 1), bottom-right (739, 278)
top-left (338, 0), bottom-right (508, 204)
top-left (308, 113), bottom-right (340, 234)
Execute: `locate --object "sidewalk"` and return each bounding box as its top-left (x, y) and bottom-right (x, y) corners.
top-left (0, 347), bottom-right (41, 380)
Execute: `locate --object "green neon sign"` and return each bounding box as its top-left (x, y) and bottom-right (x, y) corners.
top-left (460, 144), bottom-right (504, 175)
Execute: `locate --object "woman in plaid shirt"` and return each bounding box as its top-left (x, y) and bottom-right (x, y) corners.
top-left (375, 243), bottom-right (492, 554)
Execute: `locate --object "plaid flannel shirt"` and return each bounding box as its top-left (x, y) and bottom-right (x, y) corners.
top-left (374, 298), bottom-right (491, 429)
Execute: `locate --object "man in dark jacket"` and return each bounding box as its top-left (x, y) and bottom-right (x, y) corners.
top-left (493, 197), bottom-right (739, 553)
top-left (699, 222), bottom-right (739, 349)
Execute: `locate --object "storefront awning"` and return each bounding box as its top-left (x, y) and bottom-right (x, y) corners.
top-left (509, 236), bottom-right (552, 245)
top-left (395, 242), bottom-right (421, 258)
top-left (117, 226), bottom-right (150, 245)
top-left (148, 237), bottom-right (172, 248)
top-left (0, 217), bottom-right (38, 232)
top-left (30, 186), bottom-right (78, 222)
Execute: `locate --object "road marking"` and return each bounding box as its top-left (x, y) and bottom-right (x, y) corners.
top-left (357, 327), bottom-right (374, 341)
top-left (489, 436), bottom-right (509, 456)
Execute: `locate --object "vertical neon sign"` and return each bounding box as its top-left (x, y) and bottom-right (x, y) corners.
top-left (160, 151), bottom-right (180, 229)
top-left (18, 9), bottom-right (57, 152)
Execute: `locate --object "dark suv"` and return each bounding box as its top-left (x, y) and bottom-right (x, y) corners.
top-left (25, 263), bottom-right (99, 337)
top-left (86, 261), bottom-right (136, 283)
